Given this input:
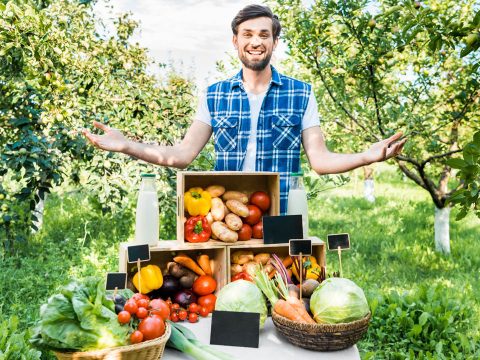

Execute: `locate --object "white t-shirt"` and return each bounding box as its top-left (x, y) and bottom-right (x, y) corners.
top-left (195, 89), bottom-right (320, 171)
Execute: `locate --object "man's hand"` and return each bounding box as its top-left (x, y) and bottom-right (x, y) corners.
top-left (82, 121), bottom-right (129, 152)
top-left (363, 132), bottom-right (407, 165)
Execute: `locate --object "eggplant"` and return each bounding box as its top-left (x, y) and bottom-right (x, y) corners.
top-left (149, 275), bottom-right (180, 300)
top-left (173, 289), bottom-right (197, 308)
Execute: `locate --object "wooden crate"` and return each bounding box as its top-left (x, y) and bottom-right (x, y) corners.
top-left (119, 241), bottom-right (227, 295)
top-left (226, 237), bottom-right (326, 282)
top-left (177, 171), bottom-right (280, 246)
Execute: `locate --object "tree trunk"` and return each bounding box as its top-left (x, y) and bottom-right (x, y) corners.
top-left (33, 194), bottom-right (46, 232)
top-left (434, 206), bottom-right (450, 254)
top-left (363, 167), bottom-right (375, 203)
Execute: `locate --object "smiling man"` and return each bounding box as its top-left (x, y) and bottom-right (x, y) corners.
top-left (83, 4), bottom-right (406, 214)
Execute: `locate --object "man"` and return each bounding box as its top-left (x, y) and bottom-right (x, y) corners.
top-left (83, 4), bottom-right (406, 214)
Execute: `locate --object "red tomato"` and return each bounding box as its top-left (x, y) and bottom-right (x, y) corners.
top-left (250, 191), bottom-right (271, 212)
top-left (252, 221), bottom-right (263, 239)
top-left (130, 330), bottom-right (143, 344)
top-left (117, 310), bottom-right (131, 324)
top-left (178, 309), bottom-right (188, 321)
top-left (170, 312), bottom-right (179, 322)
top-left (237, 223), bottom-right (252, 241)
top-left (124, 300), bottom-right (138, 315)
top-left (243, 205), bottom-right (262, 225)
top-left (198, 294), bottom-right (216, 313)
top-left (231, 271), bottom-right (253, 282)
top-left (136, 307), bottom-right (148, 319)
top-left (138, 316), bottom-right (165, 340)
top-left (199, 306), bottom-right (209, 317)
top-left (188, 303), bottom-right (199, 314)
top-left (172, 303), bottom-right (180, 311)
top-left (132, 293), bottom-right (149, 302)
top-left (149, 299), bottom-right (170, 321)
top-left (192, 275), bottom-right (217, 296)
top-left (188, 312), bottom-right (198, 323)
top-left (137, 299), bottom-right (149, 309)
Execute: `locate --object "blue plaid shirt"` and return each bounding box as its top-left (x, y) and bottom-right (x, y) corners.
top-left (206, 66), bottom-right (311, 214)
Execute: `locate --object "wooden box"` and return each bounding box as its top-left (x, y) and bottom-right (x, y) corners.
top-left (177, 171), bottom-right (280, 246)
top-left (119, 241), bottom-right (227, 295)
top-left (226, 237), bottom-right (326, 283)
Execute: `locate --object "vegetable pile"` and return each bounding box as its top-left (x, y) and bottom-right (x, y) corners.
top-left (184, 185), bottom-right (271, 243)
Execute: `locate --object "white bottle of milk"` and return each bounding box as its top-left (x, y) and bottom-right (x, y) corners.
top-left (134, 174), bottom-right (159, 246)
top-left (287, 172), bottom-right (309, 238)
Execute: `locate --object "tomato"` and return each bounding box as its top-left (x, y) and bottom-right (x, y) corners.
top-left (138, 316), bottom-right (165, 340)
top-left (188, 312), bottom-right (198, 323)
top-left (252, 220), bottom-right (263, 239)
top-left (117, 310), bottom-right (131, 324)
top-left (199, 306), bottom-right (209, 317)
top-left (188, 303), bottom-right (199, 314)
top-left (124, 300), bottom-right (138, 315)
top-left (170, 312), bottom-right (179, 322)
top-left (178, 309), bottom-right (188, 321)
top-left (237, 223), bottom-right (252, 241)
top-left (149, 299), bottom-right (170, 321)
top-left (136, 307), bottom-right (148, 319)
top-left (132, 293), bottom-right (149, 302)
top-left (172, 303), bottom-right (180, 311)
top-left (250, 191), bottom-right (271, 212)
top-left (137, 298), bottom-right (149, 309)
top-left (198, 294), bottom-right (216, 313)
top-left (243, 205), bottom-right (262, 225)
top-left (231, 271), bottom-right (253, 282)
top-left (192, 275), bottom-right (217, 296)
top-left (130, 330), bottom-right (143, 344)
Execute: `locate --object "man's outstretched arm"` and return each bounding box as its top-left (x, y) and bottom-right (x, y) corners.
top-left (302, 126), bottom-right (406, 175)
top-left (83, 120), bottom-right (213, 169)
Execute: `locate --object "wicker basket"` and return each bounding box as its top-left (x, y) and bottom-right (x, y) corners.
top-left (54, 322), bottom-right (171, 360)
top-left (271, 310), bottom-right (371, 351)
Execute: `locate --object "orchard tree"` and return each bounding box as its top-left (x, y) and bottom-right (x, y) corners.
top-left (0, 0), bottom-right (197, 254)
top-left (271, 0), bottom-right (479, 253)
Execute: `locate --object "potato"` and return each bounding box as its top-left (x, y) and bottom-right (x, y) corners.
top-left (243, 261), bottom-right (258, 277)
top-left (254, 253), bottom-right (270, 265)
top-left (211, 198), bottom-right (225, 221)
top-left (224, 203), bottom-right (230, 215)
top-left (223, 191), bottom-right (248, 204)
top-left (211, 221), bottom-right (238, 243)
top-left (225, 200), bottom-right (249, 217)
top-left (230, 264), bottom-right (243, 277)
top-left (206, 185), bottom-right (225, 198)
top-left (225, 213), bottom-right (242, 231)
top-left (206, 212), bottom-right (214, 225)
top-left (231, 250), bottom-right (254, 265)
top-left (301, 279), bottom-right (320, 297)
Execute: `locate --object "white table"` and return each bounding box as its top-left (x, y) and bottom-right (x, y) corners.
top-left (163, 317), bottom-right (360, 360)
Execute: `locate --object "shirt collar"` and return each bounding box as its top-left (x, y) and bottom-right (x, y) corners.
top-left (230, 65), bottom-right (283, 90)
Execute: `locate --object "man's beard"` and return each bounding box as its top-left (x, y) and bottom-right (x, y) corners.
top-left (239, 50), bottom-right (272, 71)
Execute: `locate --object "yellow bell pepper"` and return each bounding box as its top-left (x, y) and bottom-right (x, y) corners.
top-left (132, 264), bottom-right (163, 294)
top-left (184, 187), bottom-right (212, 216)
top-left (291, 256), bottom-right (322, 281)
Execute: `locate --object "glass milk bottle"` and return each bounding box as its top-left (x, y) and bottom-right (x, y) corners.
top-left (287, 172), bottom-right (309, 238)
top-left (134, 173), bottom-right (159, 246)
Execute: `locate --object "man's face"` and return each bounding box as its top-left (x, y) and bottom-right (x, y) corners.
top-left (233, 16), bottom-right (278, 72)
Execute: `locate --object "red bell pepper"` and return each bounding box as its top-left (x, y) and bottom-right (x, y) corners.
top-left (184, 215), bottom-right (211, 243)
top-left (231, 271), bottom-right (253, 282)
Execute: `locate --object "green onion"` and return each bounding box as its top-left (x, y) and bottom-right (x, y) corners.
top-left (254, 265), bottom-right (279, 305)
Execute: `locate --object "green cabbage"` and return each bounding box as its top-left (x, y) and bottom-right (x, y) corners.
top-left (215, 280), bottom-right (267, 328)
top-left (310, 278), bottom-right (369, 324)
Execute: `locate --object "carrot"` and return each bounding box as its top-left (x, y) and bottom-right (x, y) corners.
top-left (282, 255), bottom-right (293, 268)
top-left (287, 296), bottom-right (316, 324)
top-left (274, 299), bottom-right (308, 323)
top-left (174, 253), bottom-right (205, 276)
top-left (197, 254), bottom-right (212, 276)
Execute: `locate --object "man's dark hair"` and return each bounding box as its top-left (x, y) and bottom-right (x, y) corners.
top-left (231, 4), bottom-right (281, 39)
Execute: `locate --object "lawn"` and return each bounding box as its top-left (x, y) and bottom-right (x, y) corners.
top-left (0, 164), bottom-right (478, 359)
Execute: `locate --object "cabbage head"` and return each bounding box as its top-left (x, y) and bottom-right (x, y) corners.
top-left (310, 278), bottom-right (369, 324)
top-left (215, 280), bottom-right (267, 328)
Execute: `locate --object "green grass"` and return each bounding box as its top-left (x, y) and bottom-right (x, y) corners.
top-left (0, 165), bottom-right (479, 359)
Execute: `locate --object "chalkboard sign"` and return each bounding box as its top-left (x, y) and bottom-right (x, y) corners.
top-left (106, 272), bottom-right (127, 290)
top-left (210, 311), bottom-right (260, 348)
top-left (289, 239), bottom-right (312, 256)
top-left (327, 233), bottom-right (350, 250)
top-left (263, 215), bottom-right (303, 244)
top-left (127, 244), bottom-right (150, 263)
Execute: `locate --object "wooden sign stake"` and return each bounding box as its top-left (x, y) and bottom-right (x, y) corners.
top-left (337, 246), bottom-right (343, 278)
top-left (113, 287), bottom-right (118, 298)
top-left (137, 258), bottom-right (142, 294)
top-left (299, 252), bottom-right (303, 300)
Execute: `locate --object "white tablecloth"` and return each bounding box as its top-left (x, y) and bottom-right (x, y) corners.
top-left (163, 317), bottom-right (360, 360)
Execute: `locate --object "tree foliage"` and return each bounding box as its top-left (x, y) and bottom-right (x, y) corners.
top-left (271, 0), bottom-right (479, 212)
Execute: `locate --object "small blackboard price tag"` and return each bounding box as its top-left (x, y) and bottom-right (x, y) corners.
top-left (210, 311), bottom-right (260, 348)
top-left (289, 239), bottom-right (312, 256)
top-left (127, 244), bottom-right (150, 263)
top-left (327, 233), bottom-right (351, 250)
top-left (106, 272), bottom-right (127, 290)
top-left (263, 215), bottom-right (303, 244)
